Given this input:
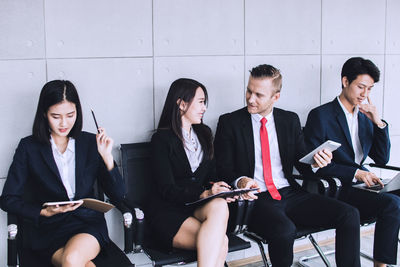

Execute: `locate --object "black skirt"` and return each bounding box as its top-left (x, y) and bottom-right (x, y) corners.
top-left (145, 201), bottom-right (197, 249)
top-left (34, 211), bottom-right (109, 263)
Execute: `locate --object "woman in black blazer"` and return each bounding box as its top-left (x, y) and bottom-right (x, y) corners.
top-left (1, 80), bottom-right (125, 267)
top-left (145, 78), bottom-right (234, 267)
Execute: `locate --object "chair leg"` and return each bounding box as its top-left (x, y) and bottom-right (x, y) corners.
top-left (298, 234), bottom-right (333, 267)
top-left (308, 234), bottom-right (332, 267)
top-left (360, 251), bottom-right (374, 262)
top-left (255, 240), bottom-right (271, 267)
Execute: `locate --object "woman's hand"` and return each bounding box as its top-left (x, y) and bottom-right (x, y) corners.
top-left (96, 127), bottom-right (114, 171)
top-left (237, 177), bottom-right (260, 200)
top-left (40, 202), bottom-right (83, 217)
top-left (200, 181), bottom-right (237, 203)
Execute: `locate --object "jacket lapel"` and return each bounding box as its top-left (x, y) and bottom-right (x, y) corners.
top-left (174, 135), bottom-right (193, 174)
top-left (357, 113), bottom-right (368, 160)
top-left (40, 144), bottom-right (62, 180)
top-left (273, 109), bottom-right (288, 169)
top-left (40, 141), bottom-right (70, 199)
top-left (74, 135), bottom-right (88, 199)
top-left (240, 109), bottom-right (255, 174)
top-left (333, 99), bottom-right (354, 153)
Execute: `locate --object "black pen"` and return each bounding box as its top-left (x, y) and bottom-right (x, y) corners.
top-left (91, 108), bottom-right (100, 134)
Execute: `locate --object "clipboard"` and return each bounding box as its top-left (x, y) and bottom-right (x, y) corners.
top-left (42, 198), bottom-right (115, 213)
top-left (185, 188), bottom-right (259, 206)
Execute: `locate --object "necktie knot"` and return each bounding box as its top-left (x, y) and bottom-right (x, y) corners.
top-left (261, 117), bottom-right (267, 126)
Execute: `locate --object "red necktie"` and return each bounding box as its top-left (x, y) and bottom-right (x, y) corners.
top-left (260, 117), bottom-right (281, 200)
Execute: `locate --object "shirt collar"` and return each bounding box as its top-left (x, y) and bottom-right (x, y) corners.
top-left (337, 96), bottom-right (359, 116)
top-left (50, 136), bottom-right (75, 154)
top-left (251, 108), bottom-right (274, 124)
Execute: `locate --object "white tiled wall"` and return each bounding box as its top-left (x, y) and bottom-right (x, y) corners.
top-left (0, 0), bottom-right (45, 59)
top-left (45, 0), bottom-right (153, 58)
top-left (321, 0), bottom-right (386, 54)
top-left (1, 0), bottom-right (400, 266)
top-left (154, 0), bottom-right (244, 56)
top-left (245, 0), bottom-right (321, 55)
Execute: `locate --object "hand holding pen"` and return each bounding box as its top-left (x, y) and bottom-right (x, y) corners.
top-left (209, 181), bottom-right (237, 203)
top-left (91, 109), bottom-right (114, 171)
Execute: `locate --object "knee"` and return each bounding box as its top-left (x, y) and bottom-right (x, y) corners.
top-left (207, 198), bottom-right (229, 220)
top-left (382, 194), bottom-right (400, 221)
top-left (62, 250), bottom-right (84, 266)
top-left (269, 221), bottom-right (296, 243)
top-left (341, 205), bottom-right (360, 226)
top-left (222, 235), bottom-right (229, 250)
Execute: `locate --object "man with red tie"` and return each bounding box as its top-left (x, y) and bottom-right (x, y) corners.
top-left (214, 64), bottom-right (361, 267)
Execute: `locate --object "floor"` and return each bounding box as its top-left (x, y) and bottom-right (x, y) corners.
top-left (127, 228), bottom-right (400, 267)
top-left (240, 234), bottom-right (400, 267)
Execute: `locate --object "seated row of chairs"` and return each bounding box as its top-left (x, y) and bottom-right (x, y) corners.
top-left (5, 142), bottom-right (400, 267)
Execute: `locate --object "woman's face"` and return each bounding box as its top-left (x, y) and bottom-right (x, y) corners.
top-left (181, 87), bottom-right (207, 125)
top-left (47, 100), bottom-right (77, 139)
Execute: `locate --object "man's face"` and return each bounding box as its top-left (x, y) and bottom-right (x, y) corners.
top-left (246, 76), bottom-right (280, 117)
top-left (342, 74), bottom-right (374, 107)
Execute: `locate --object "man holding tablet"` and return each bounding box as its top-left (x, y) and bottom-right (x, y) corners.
top-left (304, 57), bottom-right (400, 267)
top-left (214, 64), bottom-right (361, 267)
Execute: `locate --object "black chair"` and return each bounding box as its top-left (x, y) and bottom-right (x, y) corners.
top-left (6, 179), bottom-right (134, 267)
top-left (239, 175), bottom-right (335, 267)
top-left (120, 142), bottom-right (251, 267)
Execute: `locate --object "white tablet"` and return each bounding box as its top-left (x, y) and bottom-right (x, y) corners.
top-left (42, 200), bottom-right (83, 207)
top-left (299, 140), bottom-right (341, 164)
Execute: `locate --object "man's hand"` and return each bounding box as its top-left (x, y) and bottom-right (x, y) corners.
top-left (237, 177), bottom-right (260, 200)
top-left (311, 149), bottom-right (332, 168)
top-left (359, 96), bottom-right (385, 127)
top-left (355, 169), bottom-right (384, 187)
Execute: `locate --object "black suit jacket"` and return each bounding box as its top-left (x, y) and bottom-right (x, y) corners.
top-left (214, 107), bottom-right (314, 188)
top-left (149, 128), bottom-right (216, 206)
top-left (304, 98), bottom-right (390, 184)
top-left (0, 132), bottom-right (125, 245)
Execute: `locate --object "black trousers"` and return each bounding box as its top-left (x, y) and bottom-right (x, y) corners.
top-left (248, 187), bottom-right (361, 267)
top-left (339, 186), bottom-right (400, 265)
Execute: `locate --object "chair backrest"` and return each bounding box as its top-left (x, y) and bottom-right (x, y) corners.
top-left (120, 142), bottom-right (152, 210)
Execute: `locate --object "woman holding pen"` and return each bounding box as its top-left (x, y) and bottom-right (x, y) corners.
top-left (144, 78), bottom-right (235, 267)
top-left (0, 80), bottom-right (125, 267)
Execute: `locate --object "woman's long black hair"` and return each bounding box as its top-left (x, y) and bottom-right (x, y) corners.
top-left (32, 80), bottom-right (83, 144)
top-left (158, 78), bottom-right (213, 159)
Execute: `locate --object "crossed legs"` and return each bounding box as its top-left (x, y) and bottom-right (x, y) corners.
top-left (51, 233), bottom-right (100, 267)
top-left (172, 198), bottom-right (229, 267)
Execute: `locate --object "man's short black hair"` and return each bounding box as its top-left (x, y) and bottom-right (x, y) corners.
top-left (341, 57), bottom-right (380, 87)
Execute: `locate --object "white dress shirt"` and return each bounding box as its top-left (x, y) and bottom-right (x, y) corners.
top-left (182, 128), bottom-right (204, 173)
top-left (235, 110), bottom-right (290, 191)
top-left (50, 137), bottom-right (76, 200)
top-left (337, 97), bottom-right (364, 165)
top-left (251, 111), bottom-right (290, 191)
